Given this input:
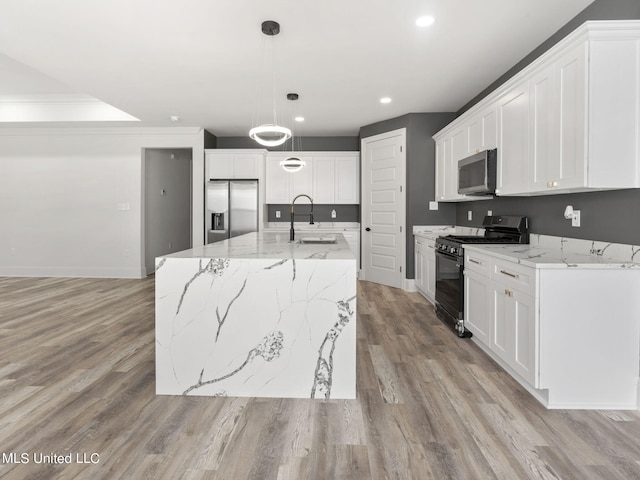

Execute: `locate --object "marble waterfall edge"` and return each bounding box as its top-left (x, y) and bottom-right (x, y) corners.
top-left (155, 255), bottom-right (356, 399)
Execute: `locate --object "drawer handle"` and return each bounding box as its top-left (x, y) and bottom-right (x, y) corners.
top-left (428, 244), bottom-right (434, 249)
top-left (468, 258), bottom-right (482, 265)
top-left (499, 269), bottom-right (519, 279)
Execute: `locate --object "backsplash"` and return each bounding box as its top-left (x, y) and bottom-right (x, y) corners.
top-left (530, 234), bottom-right (640, 263)
top-left (267, 204), bottom-right (360, 223)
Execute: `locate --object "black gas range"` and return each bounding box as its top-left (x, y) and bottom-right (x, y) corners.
top-left (434, 215), bottom-right (529, 337)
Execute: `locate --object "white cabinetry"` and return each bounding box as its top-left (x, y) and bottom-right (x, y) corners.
top-left (489, 261), bottom-right (536, 385)
top-left (434, 21), bottom-right (640, 198)
top-left (466, 105), bottom-right (498, 154)
top-left (435, 108), bottom-right (497, 202)
top-left (529, 44), bottom-right (587, 193)
top-left (464, 250), bottom-right (535, 384)
top-left (435, 129), bottom-right (469, 202)
top-left (496, 80), bottom-right (530, 195)
top-left (333, 155), bottom-right (359, 203)
top-left (265, 154), bottom-right (293, 203)
top-left (312, 157), bottom-right (334, 203)
top-left (206, 149), bottom-right (265, 179)
top-left (266, 152), bottom-right (359, 204)
top-left (414, 236), bottom-right (436, 302)
top-left (464, 246), bottom-right (640, 409)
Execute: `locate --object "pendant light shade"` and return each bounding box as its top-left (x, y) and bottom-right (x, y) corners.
top-left (280, 156), bottom-right (305, 172)
top-left (249, 20), bottom-right (290, 147)
top-left (249, 124), bottom-right (291, 147)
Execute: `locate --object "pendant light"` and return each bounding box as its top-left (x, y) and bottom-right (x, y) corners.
top-left (280, 93), bottom-right (305, 172)
top-left (249, 20), bottom-right (291, 147)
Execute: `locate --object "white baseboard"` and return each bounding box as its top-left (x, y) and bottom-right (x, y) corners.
top-left (0, 266), bottom-right (145, 279)
top-left (404, 279), bottom-right (416, 292)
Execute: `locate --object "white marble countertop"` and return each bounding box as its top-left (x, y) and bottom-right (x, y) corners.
top-left (160, 231), bottom-right (355, 260)
top-left (464, 244), bottom-right (640, 270)
top-left (412, 225), bottom-right (484, 240)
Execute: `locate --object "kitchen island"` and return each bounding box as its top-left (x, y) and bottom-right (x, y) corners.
top-left (155, 231), bottom-right (357, 399)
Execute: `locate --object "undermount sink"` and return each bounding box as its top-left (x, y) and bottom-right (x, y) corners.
top-left (298, 235), bottom-right (337, 244)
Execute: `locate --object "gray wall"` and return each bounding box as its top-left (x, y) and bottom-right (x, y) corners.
top-left (216, 136), bottom-right (359, 151)
top-left (455, 0), bottom-right (640, 245)
top-left (459, 0), bottom-right (640, 115)
top-left (144, 148), bottom-right (193, 275)
top-left (360, 113), bottom-right (458, 278)
top-left (203, 130), bottom-right (217, 148)
top-left (267, 204), bottom-right (359, 223)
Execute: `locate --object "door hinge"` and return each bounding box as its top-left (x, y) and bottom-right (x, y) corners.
top-left (400, 185), bottom-right (403, 192)
top-left (400, 225), bottom-right (402, 232)
top-left (400, 146), bottom-right (403, 153)
top-left (400, 266), bottom-right (402, 273)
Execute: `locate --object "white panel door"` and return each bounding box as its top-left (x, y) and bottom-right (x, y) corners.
top-left (361, 129), bottom-right (405, 289)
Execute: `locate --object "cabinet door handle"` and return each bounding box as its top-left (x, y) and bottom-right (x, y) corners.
top-left (365, 227), bottom-right (371, 232)
top-left (428, 244), bottom-right (434, 249)
top-left (468, 258), bottom-right (482, 265)
top-left (504, 289), bottom-right (513, 297)
top-left (499, 269), bottom-right (519, 279)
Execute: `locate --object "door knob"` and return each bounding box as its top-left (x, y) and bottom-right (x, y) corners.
top-left (365, 227), bottom-right (371, 231)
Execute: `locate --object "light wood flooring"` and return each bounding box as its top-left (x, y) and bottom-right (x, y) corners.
top-left (0, 276), bottom-right (639, 480)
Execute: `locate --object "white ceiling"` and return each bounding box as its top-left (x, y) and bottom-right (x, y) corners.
top-left (0, 0), bottom-right (594, 136)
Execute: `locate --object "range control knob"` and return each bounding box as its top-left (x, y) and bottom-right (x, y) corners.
top-left (451, 247), bottom-right (458, 255)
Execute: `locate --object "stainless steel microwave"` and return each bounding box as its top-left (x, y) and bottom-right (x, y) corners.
top-left (457, 149), bottom-right (497, 196)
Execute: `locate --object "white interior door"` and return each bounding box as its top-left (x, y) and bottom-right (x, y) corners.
top-left (361, 129), bottom-right (406, 289)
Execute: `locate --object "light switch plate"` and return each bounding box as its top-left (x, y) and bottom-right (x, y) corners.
top-left (467, 210), bottom-right (473, 221)
top-left (275, 210), bottom-right (281, 219)
top-left (429, 201), bottom-right (439, 211)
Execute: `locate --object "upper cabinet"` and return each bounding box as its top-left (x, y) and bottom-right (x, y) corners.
top-left (496, 79), bottom-right (530, 195)
top-left (434, 20), bottom-right (640, 199)
top-left (206, 149), bottom-right (266, 180)
top-left (435, 127), bottom-right (469, 201)
top-left (265, 152), bottom-right (359, 204)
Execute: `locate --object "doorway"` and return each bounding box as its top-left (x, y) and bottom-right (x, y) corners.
top-left (143, 148), bottom-right (193, 275)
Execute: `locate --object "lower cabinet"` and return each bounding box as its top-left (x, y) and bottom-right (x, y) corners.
top-left (490, 282), bottom-right (535, 386)
top-left (465, 250), bottom-right (537, 388)
top-left (464, 247), bottom-right (640, 409)
top-left (414, 236), bottom-right (436, 303)
top-left (463, 269), bottom-right (491, 344)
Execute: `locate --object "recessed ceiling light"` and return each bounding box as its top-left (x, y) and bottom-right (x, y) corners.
top-left (295, 116), bottom-right (305, 122)
top-left (416, 15), bottom-right (435, 27)
top-left (380, 97), bottom-right (392, 104)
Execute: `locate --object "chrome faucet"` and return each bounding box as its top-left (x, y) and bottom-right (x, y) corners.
top-left (290, 194), bottom-right (314, 241)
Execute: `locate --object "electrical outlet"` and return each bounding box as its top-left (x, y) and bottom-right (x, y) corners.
top-left (487, 210), bottom-right (492, 216)
top-left (275, 210), bottom-right (281, 219)
top-left (331, 209), bottom-right (337, 219)
top-left (572, 210), bottom-right (581, 227)
top-left (467, 211), bottom-right (473, 221)
top-left (429, 201), bottom-right (439, 211)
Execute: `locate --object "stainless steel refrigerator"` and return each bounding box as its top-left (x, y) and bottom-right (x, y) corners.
top-left (206, 180), bottom-right (258, 244)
